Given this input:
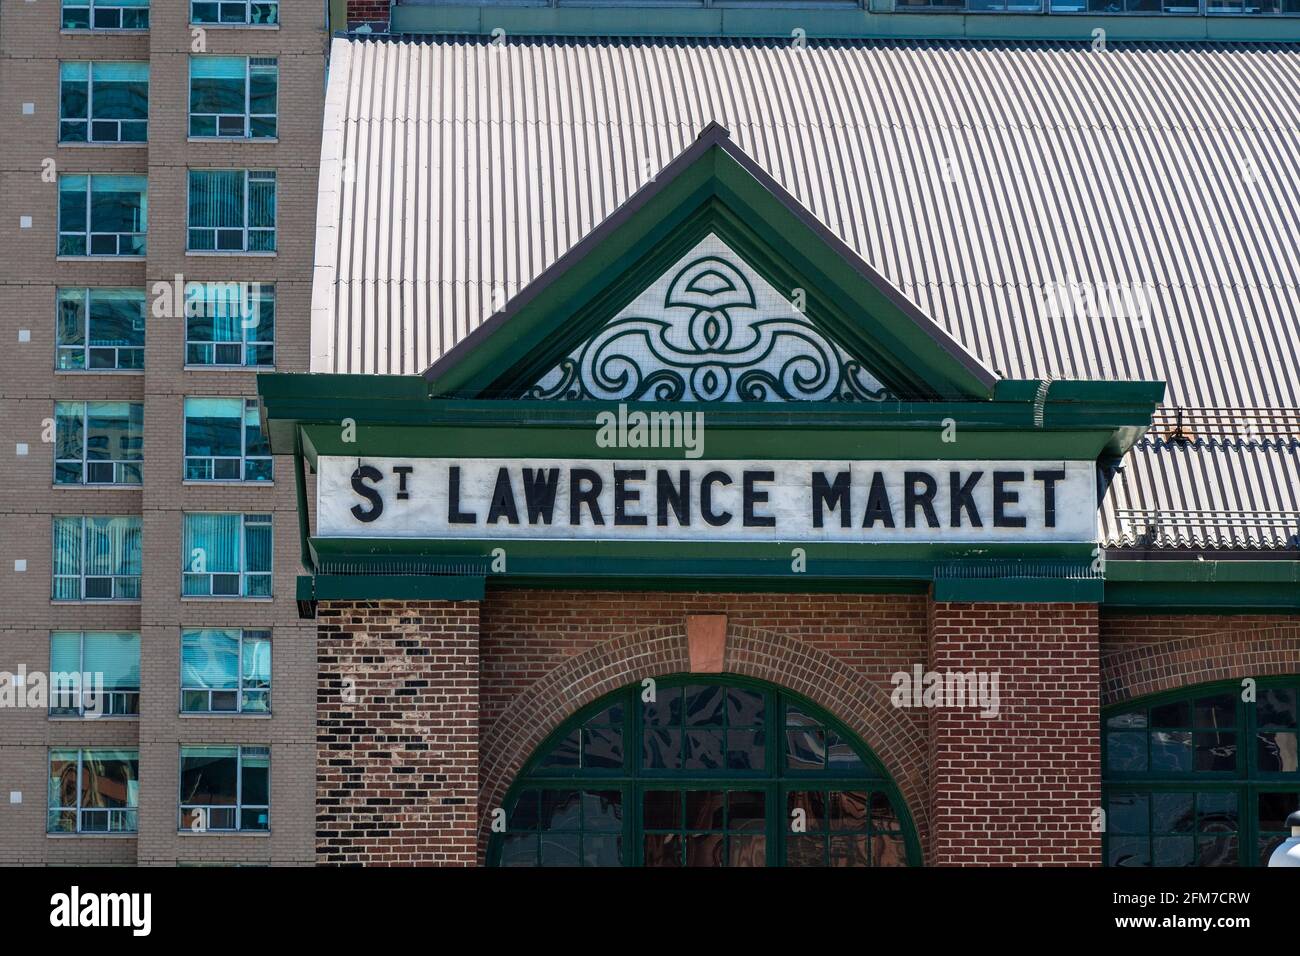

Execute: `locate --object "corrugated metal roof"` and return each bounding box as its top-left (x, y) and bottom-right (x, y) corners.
top-left (313, 34), bottom-right (1300, 551)
top-left (1100, 438), bottom-right (1300, 550)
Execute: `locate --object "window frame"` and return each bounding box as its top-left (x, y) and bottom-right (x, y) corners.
top-left (57, 173), bottom-right (148, 258)
top-left (186, 169), bottom-right (277, 254)
top-left (48, 631), bottom-right (141, 718)
top-left (1102, 677), bottom-right (1300, 867)
top-left (54, 399), bottom-right (144, 486)
top-left (180, 628), bottom-right (271, 714)
top-left (51, 515), bottom-right (142, 602)
top-left (188, 56), bottom-right (278, 140)
top-left (189, 0), bottom-right (279, 27)
top-left (61, 0), bottom-right (150, 31)
top-left (59, 61), bottom-right (149, 144)
top-left (56, 287), bottom-right (146, 372)
top-left (181, 512), bottom-right (273, 599)
top-left (47, 748), bottom-right (140, 834)
top-left (178, 744), bottom-right (270, 832)
top-left (488, 674), bottom-right (920, 867)
top-left (183, 281), bottom-right (275, 368)
top-left (183, 396), bottom-right (272, 482)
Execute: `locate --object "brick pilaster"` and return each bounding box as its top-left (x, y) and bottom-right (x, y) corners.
top-left (927, 601), bottom-right (1100, 866)
top-left (316, 600), bottom-right (480, 865)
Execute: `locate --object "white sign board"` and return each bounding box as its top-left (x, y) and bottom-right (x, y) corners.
top-left (316, 457), bottom-right (1098, 544)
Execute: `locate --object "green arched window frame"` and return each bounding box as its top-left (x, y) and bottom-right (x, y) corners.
top-left (1102, 675), bottom-right (1300, 867)
top-left (489, 674), bottom-right (922, 867)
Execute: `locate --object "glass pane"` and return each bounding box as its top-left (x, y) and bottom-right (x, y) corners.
top-left (643, 790), bottom-right (681, 830)
top-left (182, 629), bottom-right (240, 689)
top-left (180, 746), bottom-right (238, 806)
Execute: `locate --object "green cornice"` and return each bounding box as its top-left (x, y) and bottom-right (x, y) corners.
top-left (1103, 559), bottom-right (1300, 612)
top-left (386, 7), bottom-right (1300, 43)
top-left (258, 375), bottom-right (1162, 463)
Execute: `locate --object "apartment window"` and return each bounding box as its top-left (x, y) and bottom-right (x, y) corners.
top-left (190, 57), bottom-right (277, 139)
top-left (184, 282), bottom-right (274, 367)
top-left (52, 516), bottom-right (142, 601)
top-left (60, 62), bottom-right (148, 144)
top-left (184, 398), bottom-right (271, 482)
top-left (57, 288), bottom-right (146, 371)
top-left (62, 0), bottom-right (149, 30)
top-left (190, 0), bottom-right (278, 25)
top-left (182, 513), bottom-right (272, 597)
top-left (179, 745), bottom-right (269, 832)
top-left (49, 631), bottom-right (140, 717)
top-left (48, 749), bottom-right (139, 833)
top-left (58, 174), bottom-right (147, 257)
top-left (54, 401), bottom-right (144, 485)
top-left (181, 629), bottom-right (270, 713)
top-left (187, 170), bottom-right (275, 253)
top-left (1051, 0), bottom-right (1191, 8)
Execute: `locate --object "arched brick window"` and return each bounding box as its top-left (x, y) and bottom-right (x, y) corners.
top-left (489, 675), bottom-right (921, 867)
top-left (1102, 675), bottom-right (1300, 867)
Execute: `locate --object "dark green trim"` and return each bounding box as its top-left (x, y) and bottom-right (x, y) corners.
top-left (304, 538), bottom-right (1099, 601)
top-left (1104, 559), bottom-right (1300, 612)
top-left (257, 377), bottom-right (1162, 462)
top-left (293, 427), bottom-right (315, 575)
top-left (935, 576), bottom-right (1103, 602)
top-left (388, 7), bottom-right (1300, 42)
top-left (486, 674), bottom-right (923, 867)
top-left (307, 574), bottom-right (486, 602)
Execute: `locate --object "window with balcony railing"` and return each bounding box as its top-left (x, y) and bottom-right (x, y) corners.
top-left (54, 400), bottom-right (144, 485)
top-left (56, 288), bottom-right (146, 371)
top-left (48, 749), bottom-right (139, 833)
top-left (52, 515), bottom-right (142, 601)
top-left (58, 174), bottom-right (147, 258)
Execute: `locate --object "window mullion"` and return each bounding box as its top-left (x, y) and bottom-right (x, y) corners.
top-left (236, 747), bottom-right (243, 830)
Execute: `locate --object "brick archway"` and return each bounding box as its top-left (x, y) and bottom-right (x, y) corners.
top-left (478, 621), bottom-right (930, 857)
top-left (1101, 623), bottom-right (1300, 706)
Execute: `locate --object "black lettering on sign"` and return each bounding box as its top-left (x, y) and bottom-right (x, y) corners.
top-left (486, 468), bottom-right (520, 525)
top-left (350, 464), bottom-right (384, 523)
top-left (950, 471), bottom-right (983, 528)
top-left (743, 470), bottom-right (776, 528)
top-left (570, 469), bottom-right (605, 526)
top-left (904, 471), bottom-right (939, 529)
top-left (862, 472), bottom-right (895, 528)
top-left (993, 471), bottom-right (1026, 528)
top-left (700, 471), bottom-right (733, 527)
top-left (812, 471), bottom-right (851, 529)
top-left (614, 469), bottom-right (648, 526)
top-left (393, 465), bottom-right (413, 500)
top-left (447, 466), bottom-right (477, 524)
top-left (522, 468), bottom-right (559, 524)
top-left (1033, 469), bottom-right (1066, 528)
top-left (657, 470), bottom-right (691, 527)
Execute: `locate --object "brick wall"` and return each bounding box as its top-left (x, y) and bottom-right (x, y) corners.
top-left (311, 591), bottom-right (1299, 867)
top-left (316, 600), bottom-right (480, 865)
top-left (1100, 612), bottom-right (1300, 705)
top-left (347, 0), bottom-right (390, 28)
top-left (928, 602), bottom-right (1101, 866)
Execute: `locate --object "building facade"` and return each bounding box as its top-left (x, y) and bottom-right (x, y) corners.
top-left (260, 28), bottom-right (1299, 866)
top-left (0, 0), bottom-right (326, 864)
top-left (2, 0), bottom-right (1299, 869)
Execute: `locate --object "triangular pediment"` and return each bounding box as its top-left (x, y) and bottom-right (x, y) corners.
top-left (423, 124), bottom-right (996, 403)
top-left (526, 234), bottom-right (892, 403)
